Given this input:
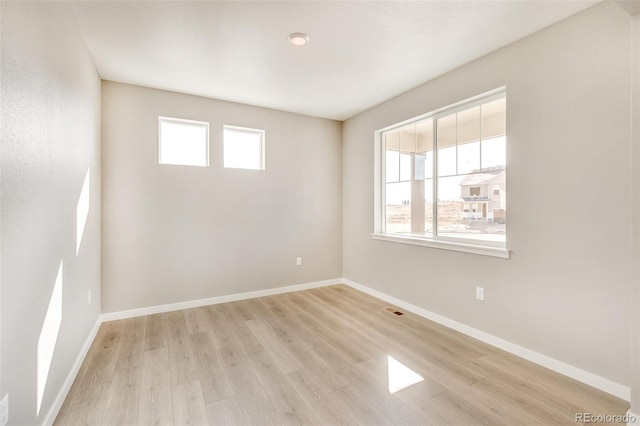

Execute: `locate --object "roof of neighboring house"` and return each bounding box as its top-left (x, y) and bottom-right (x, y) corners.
top-left (460, 170), bottom-right (505, 186)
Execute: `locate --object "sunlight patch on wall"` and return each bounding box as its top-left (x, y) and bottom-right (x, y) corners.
top-left (76, 169), bottom-right (90, 255)
top-left (37, 261), bottom-right (63, 416)
top-left (387, 355), bottom-right (424, 393)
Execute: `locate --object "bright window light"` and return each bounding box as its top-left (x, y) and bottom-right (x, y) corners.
top-left (387, 356), bottom-right (424, 393)
top-left (76, 169), bottom-right (90, 255)
top-left (378, 89), bottom-right (507, 250)
top-left (223, 125), bottom-right (265, 170)
top-left (37, 261), bottom-right (63, 415)
top-left (159, 116), bottom-right (209, 166)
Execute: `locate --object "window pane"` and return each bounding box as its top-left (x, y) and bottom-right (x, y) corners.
top-left (414, 153), bottom-right (426, 180)
top-left (458, 141), bottom-right (480, 175)
top-left (481, 97), bottom-right (506, 140)
top-left (437, 173), bottom-right (506, 243)
top-left (436, 95), bottom-right (506, 243)
top-left (457, 106), bottom-right (480, 174)
top-left (437, 175), bottom-right (464, 235)
top-left (481, 96), bottom-right (506, 171)
top-left (386, 151), bottom-right (399, 183)
top-left (416, 119), bottom-right (433, 179)
top-left (424, 178), bottom-right (434, 235)
top-left (385, 131), bottom-right (400, 183)
top-left (457, 106), bottom-right (480, 145)
top-left (481, 135), bottom-right (506, 170)
top-left (159, 118), bottom-right (209, 167)
top-left (399, 124), bottom-right (415, 181)
top-left (437, 114), bottom-right (456, 176)
top-left (400, 153), bottom-right (412, 181)
top-left (438, 145), bottom-right (456, 177)
top-left (385, 182), bottom-right (411, 234)
top-left (224, 126), bottom-right (264, 170)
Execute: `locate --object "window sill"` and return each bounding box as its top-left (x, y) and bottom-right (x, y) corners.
top-left (371, 233), bottom-right (510, 259)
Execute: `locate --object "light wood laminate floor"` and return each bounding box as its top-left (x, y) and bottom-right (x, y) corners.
top-left (55, 284), bottom-right (628, 425)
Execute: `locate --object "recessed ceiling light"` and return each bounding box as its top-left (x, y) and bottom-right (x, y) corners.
top-left (288, 33), bottom-right (310, 47)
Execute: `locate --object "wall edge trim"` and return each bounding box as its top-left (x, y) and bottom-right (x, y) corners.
top-left (100, 278), bottom-right (342, 322)
top-left (43, 278), bottom-right (342, 424)
top-left (342, 278), bottom-right (631, 401)
top-left (44, 275), bottom-right (631, 426)
top-left (42, 317), bottom-right (102, 426)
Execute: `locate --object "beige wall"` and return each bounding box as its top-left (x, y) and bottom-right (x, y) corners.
top-left (1, 2), bottom-right (635, 422)
top-left (1, 2), bottom-right (102, 425)
top-left (101, 82), bottom-right (342, 313)
top-left (632, 11), bottom-right (640, 417)
top-left (343, 1), bottom-right (632, 387)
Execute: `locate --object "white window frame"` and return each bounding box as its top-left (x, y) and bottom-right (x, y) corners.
top-left (223, 125), bottom-right (266, 170)
top-left (372, 88), bottom-right (510, 258)
top-left (158, 116), bottom-right (210, 167)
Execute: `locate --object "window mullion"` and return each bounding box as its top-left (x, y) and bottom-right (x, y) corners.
top-left (397, 139), bottom-right (401, 184)
top-left (433, 118), bottom-right (439, 238)
top-left (381, 135), bottom-right (387, 233)
top-left (455, 112), bottom-right (459, 176)
top-left (479, 104), bottom-right (483, 171)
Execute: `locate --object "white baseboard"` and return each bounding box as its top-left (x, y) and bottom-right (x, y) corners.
top-left (42, 318), bottom-right (101, 426)
top-left (342, 278), bottom-right (631, 401)
top-left (628, 410), bottom-right (639, 425)
top-left (42, 276), bottom-right (632, 426)
top-left (41, 278), bottom-right (340, 425)
top-left (100, 278), bottom-right (342, 322)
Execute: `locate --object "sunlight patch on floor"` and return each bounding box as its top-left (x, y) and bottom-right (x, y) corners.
top-left (387, 355), bottom-right (424, 393)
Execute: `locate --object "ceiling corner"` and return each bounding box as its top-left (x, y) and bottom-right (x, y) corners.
top-left (615, 0), bottom-right (640, 16)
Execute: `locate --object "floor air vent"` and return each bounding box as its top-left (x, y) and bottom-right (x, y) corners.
top-left (385, 307), bottom-right (404, 316)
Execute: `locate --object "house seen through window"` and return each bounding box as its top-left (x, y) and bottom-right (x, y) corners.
top-left (378, 89), bottom-right (506, 248)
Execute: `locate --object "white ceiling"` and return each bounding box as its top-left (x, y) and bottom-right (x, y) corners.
top-left (72, 1), bottom-right (598, 121)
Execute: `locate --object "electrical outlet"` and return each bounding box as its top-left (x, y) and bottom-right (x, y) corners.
top-left (296, 257), bottom-right (302, 266)
top-left (88, 290), bottom-right (92, 305)
top-left (476, 286), bottom-right (485, 301)
top-left (1, 394), bottom-right (9, 426)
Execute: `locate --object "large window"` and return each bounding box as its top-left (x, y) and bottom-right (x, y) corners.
top-left (375, 89), bottom-right (507, 257)
top-left (158, 116), bottom-right (209, 167)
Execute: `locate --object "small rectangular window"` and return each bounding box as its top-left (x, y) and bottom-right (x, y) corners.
top-left (223, 125), bottom-right (265, 170)
top-left (158, 116), bottom-right (209, 167)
